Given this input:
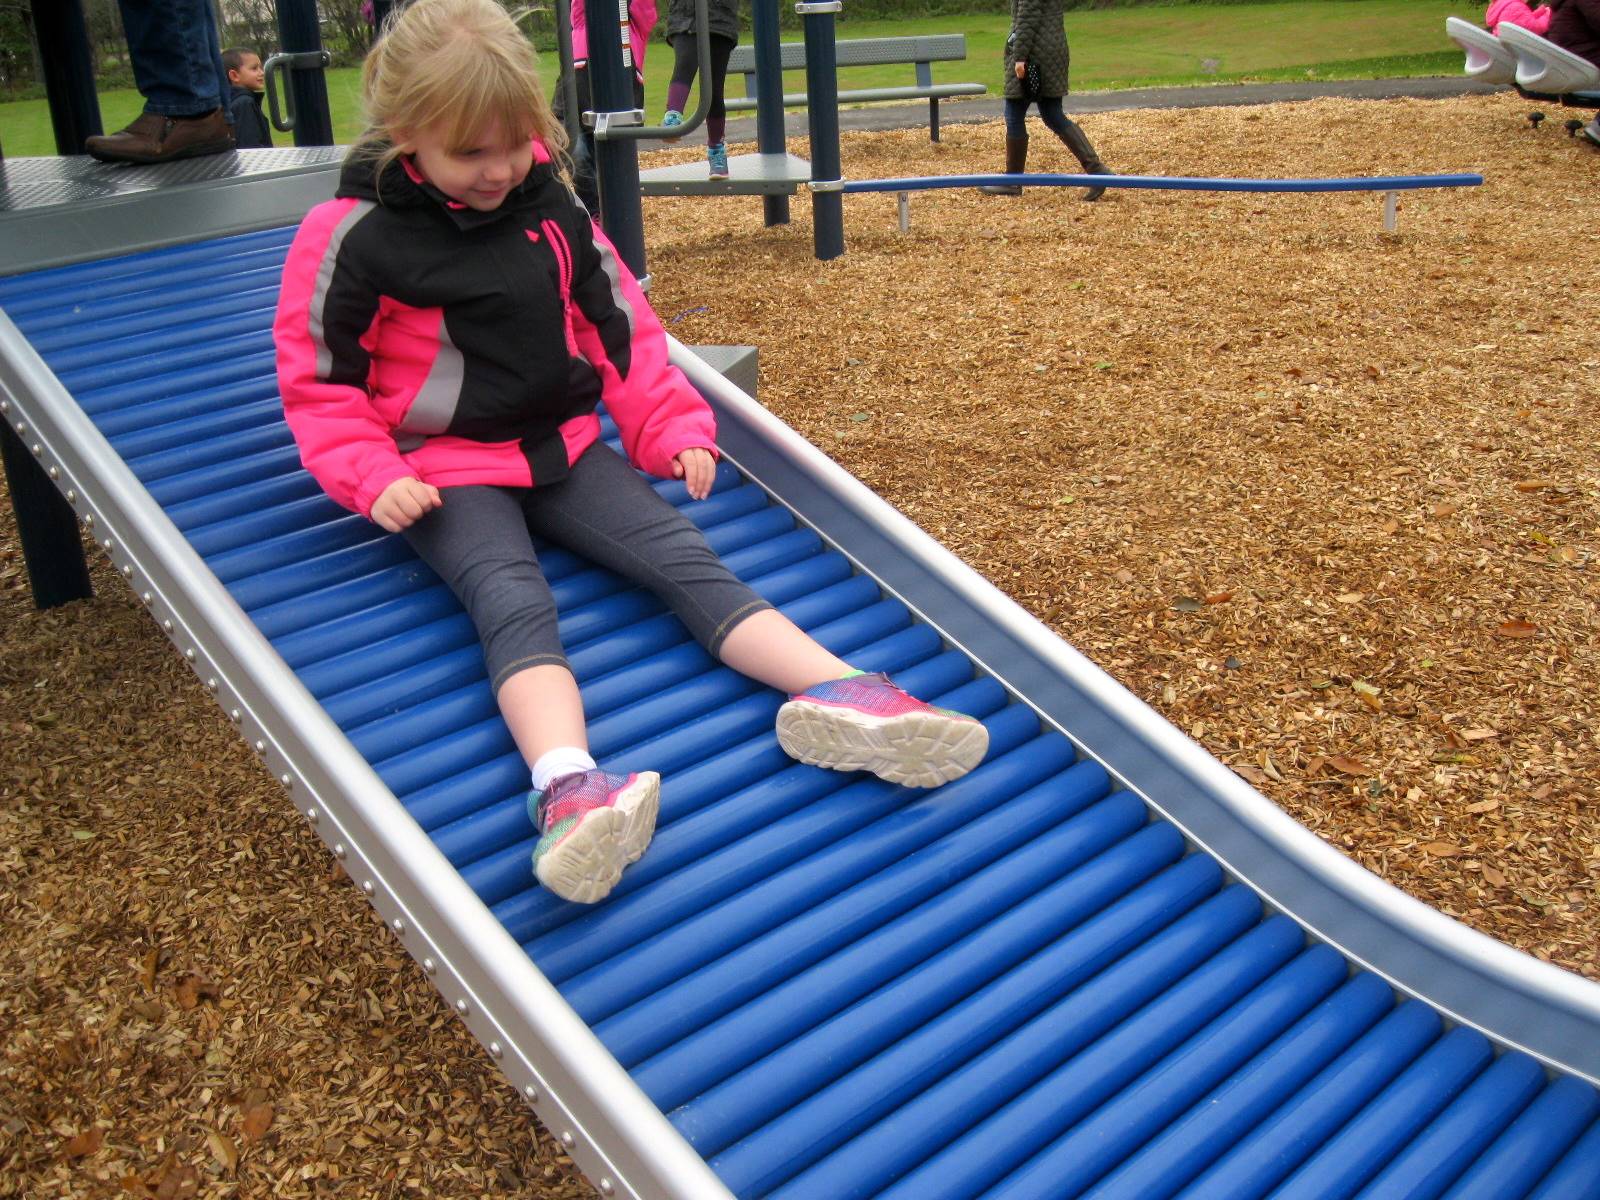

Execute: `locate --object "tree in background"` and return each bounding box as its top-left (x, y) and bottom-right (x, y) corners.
top-left (0, 0), bottom-right (128, 93)
top-left (219, 0), bottom-right (378, 65)
top-left (313, 0), bottom-right (380, 63)
top-left (222, 0), bottom-right (283, 56)
top-left (0, 2), bottom-right (42, 91)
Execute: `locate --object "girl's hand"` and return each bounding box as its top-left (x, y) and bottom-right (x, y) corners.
top-left (371, 476), bottom-right (442, 532)
top-left (672, 447), bottom-right (716, 501)
top-left (1014, 60), bottom-right (1028, 80)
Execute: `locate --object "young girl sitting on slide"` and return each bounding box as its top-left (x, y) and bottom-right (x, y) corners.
top-left (274, 0), bottom-right (989, 905)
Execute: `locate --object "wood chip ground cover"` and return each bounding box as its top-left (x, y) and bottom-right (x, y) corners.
top-left (2, 92), bottom-right (1595, 1196)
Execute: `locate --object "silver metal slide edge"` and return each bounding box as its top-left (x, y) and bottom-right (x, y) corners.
top-left (0, 307), bottom-right (736, 1200)
top-left (670, 337), bottom-right (1600, 1086)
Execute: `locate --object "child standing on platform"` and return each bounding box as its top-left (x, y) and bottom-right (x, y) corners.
top-left (659, 0), bottom-right (741, 179)
top-left (274, 0), bottom-right (988, 905)
top-left (558, 0), bottom-right (658, 211)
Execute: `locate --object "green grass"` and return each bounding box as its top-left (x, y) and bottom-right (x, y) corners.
top-left (1, 0), bottom-right (1476, 156)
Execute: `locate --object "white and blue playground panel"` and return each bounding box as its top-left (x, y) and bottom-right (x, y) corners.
top-left (2, 154), bottom-right (1598, 1200)
top-left (1445, 17), bottom-right (1600, 110)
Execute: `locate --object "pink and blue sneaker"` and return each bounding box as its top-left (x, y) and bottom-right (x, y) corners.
top-left (707, 142), bottom-right (730, 181)
top-left (776, 671), bottom-right (988, 788)
top-left (529, 769), bottom-right (660, 903)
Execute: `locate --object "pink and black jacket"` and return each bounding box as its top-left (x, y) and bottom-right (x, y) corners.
top-left (274, 140), bottom-right (716, 519)
top-left (1485, 0), bottom-right (1553, 35)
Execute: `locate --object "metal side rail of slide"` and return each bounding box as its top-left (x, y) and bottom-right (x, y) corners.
top-left (2, 175), bottom-right (1599, 1200)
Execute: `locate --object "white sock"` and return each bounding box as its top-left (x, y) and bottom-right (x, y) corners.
top-left (531, 746), bottom-right (597, 793)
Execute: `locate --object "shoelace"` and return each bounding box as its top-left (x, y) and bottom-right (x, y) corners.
top-left (533, 773), bottom-right (582, 832)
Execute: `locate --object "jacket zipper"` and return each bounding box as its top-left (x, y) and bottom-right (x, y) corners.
top-left (540, 219), bottom-right (580, 357)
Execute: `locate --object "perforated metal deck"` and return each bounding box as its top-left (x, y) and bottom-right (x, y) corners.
top-left (3, 225), bottom-right (1599, 1200)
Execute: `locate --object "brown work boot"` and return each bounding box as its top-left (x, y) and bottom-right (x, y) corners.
top-left (85, 109), bottom-right (234, 165)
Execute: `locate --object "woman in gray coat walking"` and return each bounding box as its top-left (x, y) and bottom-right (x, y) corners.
top-left (979, 0), bottom-right (1113, 200)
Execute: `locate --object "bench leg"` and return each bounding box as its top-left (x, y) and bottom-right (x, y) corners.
top-left (930, 97), bottom-right (940, 142)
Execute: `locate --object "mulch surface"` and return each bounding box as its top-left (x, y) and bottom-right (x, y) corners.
top-left (2, 90), bottom-right (1596, 1197)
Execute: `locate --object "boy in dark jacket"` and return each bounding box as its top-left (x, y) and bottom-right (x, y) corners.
top-left (223, 47), bottom-right (274, 149)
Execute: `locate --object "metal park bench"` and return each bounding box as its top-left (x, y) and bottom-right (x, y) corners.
top-left (724, 33), bottom-right (987, 141)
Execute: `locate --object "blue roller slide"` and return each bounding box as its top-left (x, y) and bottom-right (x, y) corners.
top-left (2, 174), bottom-right (1598, 1200)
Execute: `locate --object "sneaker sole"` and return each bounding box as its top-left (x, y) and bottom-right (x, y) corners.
top-left (534, 772), bottom-right (661, 904)
top-left (775, 702), bottom-right (989, 788)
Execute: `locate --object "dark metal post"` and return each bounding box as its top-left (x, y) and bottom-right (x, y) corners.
top-left (800, 1), bottom-right (845, 260)
top-left (31, 0), bottom-right (103, 155)
top-left (276, 0), bottom-right (335, 147)
top-left (553, 0), bottom-right (584, 151)
top-left (1, 424), bottom-right (92, 609)
top-left (751, 0), bottom-right (789, 227)
top-left (588, 0), bottom-right (647, 277)
top-left (4, 3), bottom-right (96, 600)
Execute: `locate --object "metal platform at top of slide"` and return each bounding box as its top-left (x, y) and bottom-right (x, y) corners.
top-left (2, 155), bottom-right (1599, 1200)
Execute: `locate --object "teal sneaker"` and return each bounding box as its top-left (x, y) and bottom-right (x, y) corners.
top-left (661, 109), bottom-right (683, 142)
top-left (707, 142), bottom-right (729, 181)
top-left (529, 769), bottom-right (660, 903)
top-left (776, 671), bottom-right (988, 788)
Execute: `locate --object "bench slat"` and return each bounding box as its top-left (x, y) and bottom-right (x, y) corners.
top-left (720, 32), bottom-right (984, 140)
top-left (724, 84), bottom-right (985, 111)
top-left (727, 33), bottom-right (973, 73)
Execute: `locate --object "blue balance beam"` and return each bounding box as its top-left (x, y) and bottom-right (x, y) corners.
top-left (826, 172), bottom-right (1483, 195)
top-left (825, 172), bottom-right (1483, 234)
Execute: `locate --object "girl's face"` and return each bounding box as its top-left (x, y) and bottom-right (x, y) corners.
top-left (400, 116), bottom-right (534, 212)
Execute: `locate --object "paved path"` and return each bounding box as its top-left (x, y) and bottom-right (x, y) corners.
top-left (720, 75), bottom-right (1504, 142)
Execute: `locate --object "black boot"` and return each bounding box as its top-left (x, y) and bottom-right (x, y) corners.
top-left (978, 135), bottom-right (1028, 196)
top-left (1058, 119), bottom-right (1112, 202)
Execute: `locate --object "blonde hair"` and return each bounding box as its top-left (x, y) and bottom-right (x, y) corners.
top-left (354, 0), bottom-right (568, 179)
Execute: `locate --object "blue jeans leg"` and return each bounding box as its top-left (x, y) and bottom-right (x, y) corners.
top-left (119, 0), bottom-right (229, 117)
top-left (1033, 97), bottom-right (1074, 141)
top-left (1007, 96), bottom-right (1080, 140)
top-left (1003, 97), bottom-right (1031, 140)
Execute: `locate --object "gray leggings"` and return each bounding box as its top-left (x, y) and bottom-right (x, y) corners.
top-left (401, 441), bottom-right (771, 692)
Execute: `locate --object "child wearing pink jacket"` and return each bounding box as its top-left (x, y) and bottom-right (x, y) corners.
top-left (1486, 0), bottom-right (1552, 35)
top-left (275, 0), bottom-right (990, 907)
